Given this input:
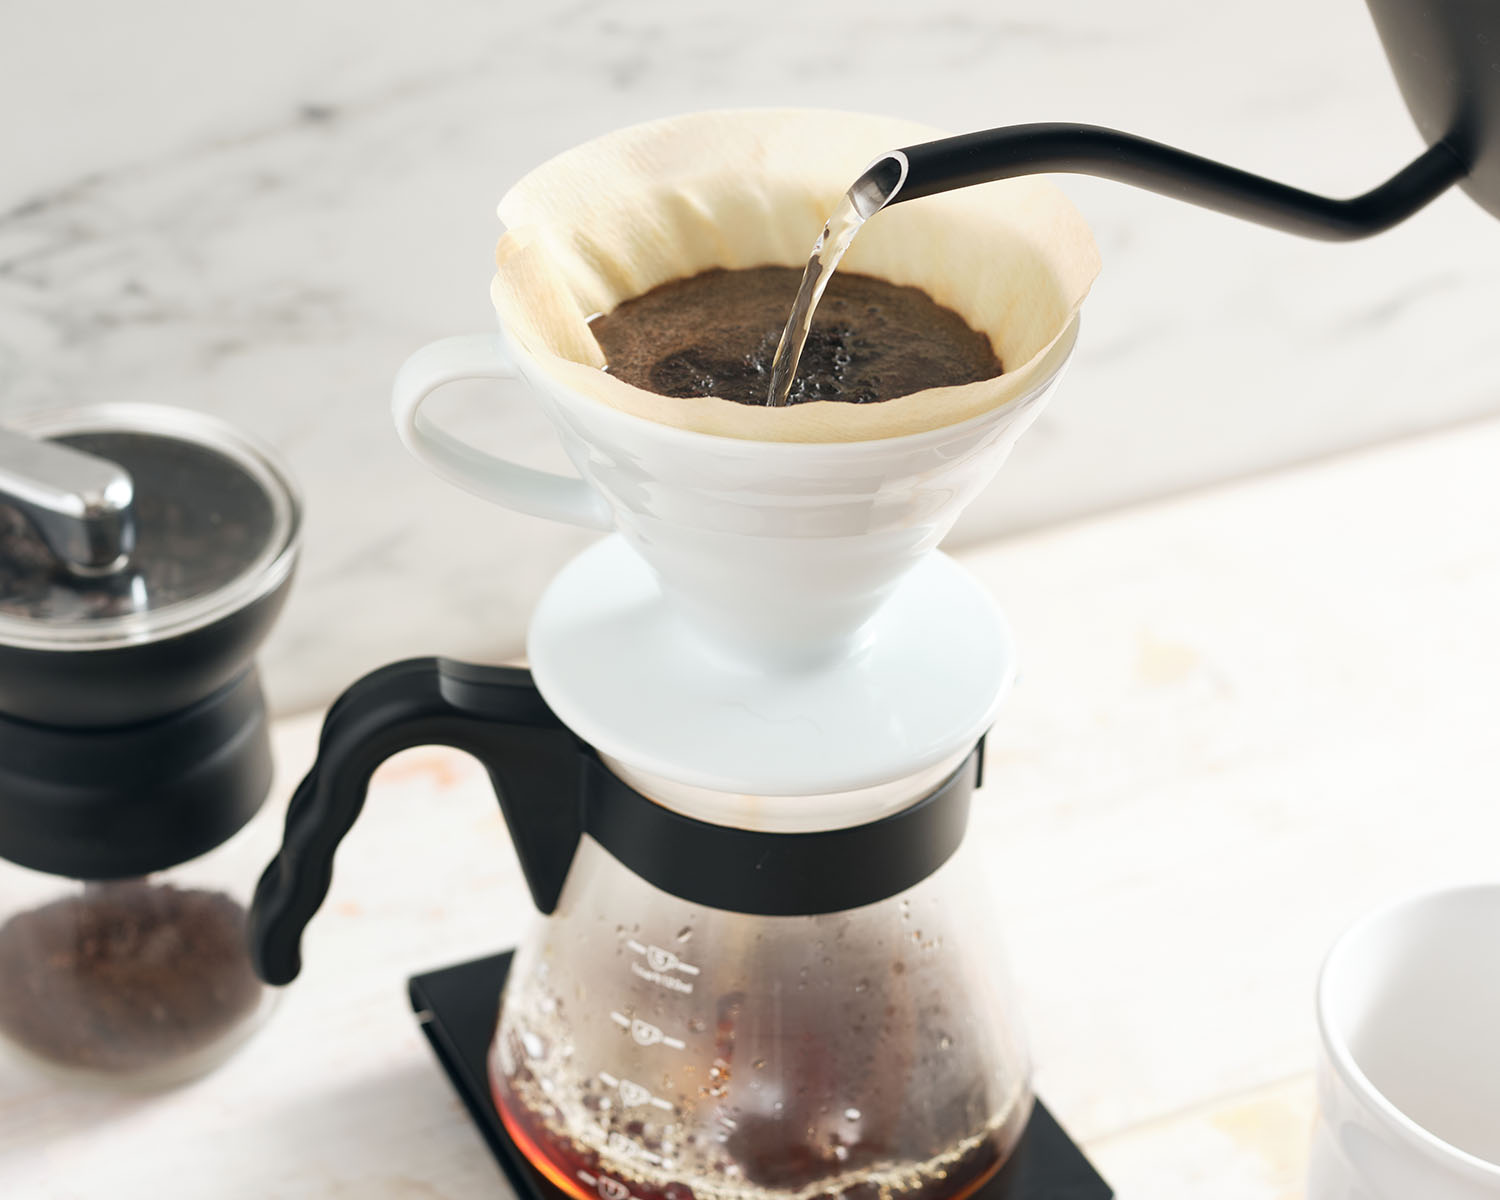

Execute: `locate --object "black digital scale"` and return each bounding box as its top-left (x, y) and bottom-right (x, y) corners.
top-left (410, 953), bottom-right (1113, 1200)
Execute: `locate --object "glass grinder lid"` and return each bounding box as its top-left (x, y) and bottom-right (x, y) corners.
top-left (0, 404), bottom-right (300, 651)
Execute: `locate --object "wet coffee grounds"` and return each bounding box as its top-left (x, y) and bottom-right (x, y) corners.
top-left (0, 880), bottom-right (262, 1074)
top-left (590, 266), bottom-right (1002, 406)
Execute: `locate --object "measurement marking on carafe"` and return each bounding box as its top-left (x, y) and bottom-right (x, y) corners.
top-left (576, 1171), bottom-right (634, 1200)
top-left (606, 1130), bottom-right (669, 1166)
top-left (625, 940), bottom-right (700, 994)
top-left (599, 1071), bottom-right (675, 1111)
top-left (608, 1011), bottom-right (685, 1050)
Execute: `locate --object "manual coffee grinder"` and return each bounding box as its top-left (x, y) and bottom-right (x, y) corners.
top-left (0, 404), bottom-right (300, 1087)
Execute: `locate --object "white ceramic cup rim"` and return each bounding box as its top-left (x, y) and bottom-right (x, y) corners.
top-left (500, 308), bottom-right (1082, 456)
top-left (1316, 880), bottom-right (1500, 1184)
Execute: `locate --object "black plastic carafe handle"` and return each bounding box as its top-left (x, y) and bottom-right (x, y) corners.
top-left (250, 658), bottom-right (983, 988)
top-left (249, 659), bottom-right (586, 986)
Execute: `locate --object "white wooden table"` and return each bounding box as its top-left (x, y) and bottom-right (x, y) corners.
top-left (4, 418), bottom-right (1498, 1199)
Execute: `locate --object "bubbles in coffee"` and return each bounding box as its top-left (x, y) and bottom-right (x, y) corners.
top-left (590, 267), bottom-right (1002, 408)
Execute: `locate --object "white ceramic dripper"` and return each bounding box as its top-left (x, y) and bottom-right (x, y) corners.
top-left (395, 317), bottom-right (1076, 672)
top-left (392, 312), bottom-right (1078, 800)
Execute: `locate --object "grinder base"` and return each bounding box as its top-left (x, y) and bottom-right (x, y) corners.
top-left (410, 951), bottom-right (1112, 1200)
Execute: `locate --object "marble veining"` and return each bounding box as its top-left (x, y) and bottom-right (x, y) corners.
top-left (1, 0), bottom-right (1497, 713)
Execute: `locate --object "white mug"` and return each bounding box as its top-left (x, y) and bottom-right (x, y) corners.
top-left (391, 309), bottom-right (1078, 667)
top-left (1309, 883), bottom-right (1500, 1199)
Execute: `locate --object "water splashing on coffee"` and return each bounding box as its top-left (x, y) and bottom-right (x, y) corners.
top-left (765, 155), bottom-right (907, 407)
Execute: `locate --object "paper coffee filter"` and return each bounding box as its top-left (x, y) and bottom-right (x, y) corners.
top-left (492, 109), bottom-right (1100, 443)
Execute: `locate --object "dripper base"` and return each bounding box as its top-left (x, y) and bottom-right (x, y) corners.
top-left (527, 536), bottom-right (1015, 800)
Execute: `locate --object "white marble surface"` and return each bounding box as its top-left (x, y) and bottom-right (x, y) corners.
top-left (2, 416), bottom-right (1497, 1197)
top-left (3, 0), bottom-right (1499, 713)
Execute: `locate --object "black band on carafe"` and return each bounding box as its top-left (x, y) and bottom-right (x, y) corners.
top-left (581, 751), bottom-right (977, 918)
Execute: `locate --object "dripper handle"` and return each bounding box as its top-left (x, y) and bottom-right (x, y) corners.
top-left (248, 659), bottom-right (587, 986)
top-left (392, 334), bottom-right (613, 530)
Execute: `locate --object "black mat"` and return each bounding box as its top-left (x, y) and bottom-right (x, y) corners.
top-left (410, 952), bottom-right (1111, 1200)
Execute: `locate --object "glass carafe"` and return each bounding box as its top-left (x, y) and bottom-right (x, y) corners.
top-left (494, 837), bottom-right (1029, 1200)
top-left (249, 660), bottom-right (1031, 1200)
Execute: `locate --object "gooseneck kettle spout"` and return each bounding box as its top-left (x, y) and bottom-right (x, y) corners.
top-left (865, 0), bottom-right (1500, 238)
top-left (878, 127), bottom-right (1467, 242)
